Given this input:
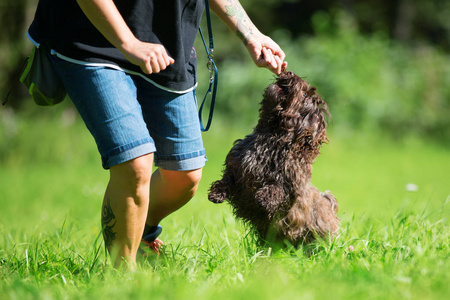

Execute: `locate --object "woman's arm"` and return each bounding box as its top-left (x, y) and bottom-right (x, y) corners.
top-left (76, 0), bottom-right (174, 74)
top-left (210, 0), bottom-right (287, 74)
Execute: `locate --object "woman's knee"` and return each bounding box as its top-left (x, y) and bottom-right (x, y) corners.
top-left (110, 154), bottom-right (154, 192)
top-left (160, 168), bottom-right (203, 193)
top-left (184, 168), bottom-right (203, 190)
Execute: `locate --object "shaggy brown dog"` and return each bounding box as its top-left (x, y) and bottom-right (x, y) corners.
top-left (208, 71), bottom-right (339, 246)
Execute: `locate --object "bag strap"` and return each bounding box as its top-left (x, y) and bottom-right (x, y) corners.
top-left (198, 0), bottom-right (218, 132)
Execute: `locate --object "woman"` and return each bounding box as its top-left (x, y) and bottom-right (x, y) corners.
top-left (28, 0), bottom-right (287, 269)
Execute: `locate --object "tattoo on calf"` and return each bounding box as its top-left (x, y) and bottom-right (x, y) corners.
top-left (101, 197), bottom-right (116, 249)
top-left (225, 0), bottom-right (253, 45)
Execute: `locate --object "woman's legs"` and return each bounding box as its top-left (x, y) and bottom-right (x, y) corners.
top-left (147, 167), bottom-right (203, 227)
top-left (52, 58), bottom-right (206, 269)
top-left (101, 153), bottom-right (202, 269)
top-left (102, 153), bottom-right (153, 269)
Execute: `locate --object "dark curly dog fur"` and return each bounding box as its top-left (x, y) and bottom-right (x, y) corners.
top-left (208, 71), bottom-right (339, 246)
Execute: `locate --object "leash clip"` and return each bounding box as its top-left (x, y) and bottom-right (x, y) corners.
top-left (207, 49), bottom-right (215, 85)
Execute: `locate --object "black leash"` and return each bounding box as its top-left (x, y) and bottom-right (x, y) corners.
top-left (198, 0), bottom-right (218, 132)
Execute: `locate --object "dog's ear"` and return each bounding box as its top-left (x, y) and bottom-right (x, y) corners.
top-left (258, 84), bottom-right (285, 129)
top-left (262, 83), bottom-right (284, 108)
top-left (293, 110), bottom-right (329, 162)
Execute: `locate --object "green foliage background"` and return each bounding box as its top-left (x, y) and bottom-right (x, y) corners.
top-left (195, 8), bottom-right (450, 144)
top-left (1, 0), bottom-right (450, 144)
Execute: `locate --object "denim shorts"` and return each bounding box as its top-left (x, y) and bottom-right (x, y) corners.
top-left (51, 56), bottom-right (206, 170)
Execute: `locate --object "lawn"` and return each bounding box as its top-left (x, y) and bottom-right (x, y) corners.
top-left (0, 109), bottom-right (449, 299)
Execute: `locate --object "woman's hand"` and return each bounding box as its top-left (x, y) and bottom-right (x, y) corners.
top-left (246, 34), bottom-right (288, 75)
top-left (210, 0), bottom-right (287, 75)
top-left (76, 0), bottom-right (174, 74)
top-left (121, 39), bottom-right (175, 74)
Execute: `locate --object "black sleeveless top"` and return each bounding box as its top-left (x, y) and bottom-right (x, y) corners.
top-left (28, 0), bottom-right (205, 92)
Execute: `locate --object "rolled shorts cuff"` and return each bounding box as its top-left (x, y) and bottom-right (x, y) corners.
top-left (155, 150), bottom-right (207, 171)
top-left (104, 141), bottom-right (156, 169)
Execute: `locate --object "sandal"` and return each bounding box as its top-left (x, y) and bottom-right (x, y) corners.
top-left (140, 225), bottom-right (164, 255)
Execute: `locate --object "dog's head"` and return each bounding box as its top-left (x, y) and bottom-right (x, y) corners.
top-left (257, 71), bottom-right (330, 161)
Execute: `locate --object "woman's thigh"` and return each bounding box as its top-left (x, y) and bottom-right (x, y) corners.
top-left (52, 58), bottom-right (155, 169)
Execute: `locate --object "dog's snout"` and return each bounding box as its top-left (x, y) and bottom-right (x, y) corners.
top-left (280, 71), bottom-right (294, 79)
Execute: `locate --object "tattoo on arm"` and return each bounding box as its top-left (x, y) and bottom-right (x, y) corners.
top-left (101, 197), bottom-right (116, 250)
top-left (224, 0), bottom-right (253, 45)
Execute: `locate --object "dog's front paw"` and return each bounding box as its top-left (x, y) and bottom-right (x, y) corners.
top-left (208, 192), bottom-right (225, 204)
top-left (208, 180), bottom-right (227, 204)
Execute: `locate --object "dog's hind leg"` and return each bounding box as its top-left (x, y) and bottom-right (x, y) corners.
top-left (311, 191), bottom-right (340, 238)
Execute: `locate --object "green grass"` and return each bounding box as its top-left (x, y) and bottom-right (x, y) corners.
top-left (0, 109), bottom-right (449, 299)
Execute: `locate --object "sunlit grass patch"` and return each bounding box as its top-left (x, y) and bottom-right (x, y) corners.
top-left (0, 113), bottom-right (449, 299)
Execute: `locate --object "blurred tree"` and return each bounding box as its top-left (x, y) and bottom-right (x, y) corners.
top-left (1, 0), bottom-right (36, 108)
top-left (268, 0), bottom-right (450, 50)
top-left (205, 0), bottom-right (450, 66)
